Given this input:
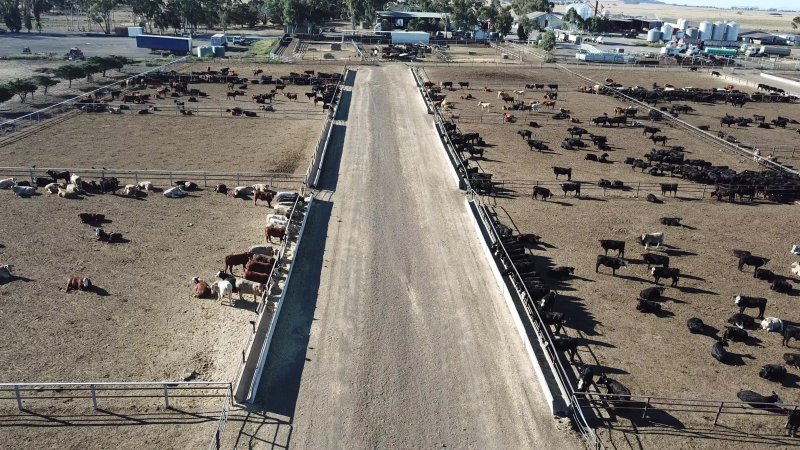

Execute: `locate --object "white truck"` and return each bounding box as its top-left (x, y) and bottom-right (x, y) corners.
top-left (210, 33), bottom-right (226, 47)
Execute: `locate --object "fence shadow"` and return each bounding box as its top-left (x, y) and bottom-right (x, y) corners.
top-left (253, 199), bottom-right (333, 427)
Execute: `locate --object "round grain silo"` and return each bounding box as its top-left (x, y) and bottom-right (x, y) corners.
top-left (698, 21), bottom-right (714, 40)
top-left (686, 27), bottom-right (699, 39)
top-left (725, 21), bottom-right (739, 43)
top-left (712, 21), bottom-right (726, 40)
top-left (647, 28), bottom-right (662, 42)
top-left (661, 23), bottom-right (674, 40)
top-left (677, 18), bottom-right (689, 30)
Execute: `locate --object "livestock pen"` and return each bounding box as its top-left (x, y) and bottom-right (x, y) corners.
top-left (416, 65), bottom-right (800, 448)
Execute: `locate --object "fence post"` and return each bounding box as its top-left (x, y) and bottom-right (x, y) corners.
top-left (635, 182), bottom-right (640, 198)
top-left (713, 402), bottom-right (724, 425)
top-left (169, 172), bottom-right (173, 186)
top-left (29, 167), bottom-right (34, 184)
top-left (91, 384), bottom-right (98, 409)
top-left (642, 397), bottom-right (650, 419)
top-left (134, 172), bottom-right (138, 185)
top-left (204, 172), bottom-right (208, 188)
top-left (236, 173), bottom-right (240, 186)
top-left (163, 384), bottom-right (170, 409)
top-left (14, 385), bottom-right (22, 410)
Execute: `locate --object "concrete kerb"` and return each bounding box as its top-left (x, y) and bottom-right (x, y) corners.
top-left (242, 196), bottom-right (313, 403)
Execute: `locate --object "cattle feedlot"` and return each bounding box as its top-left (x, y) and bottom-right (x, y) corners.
top-left (3, 36), bottom-right (800, 450)
top-left (421, 64), bottom-right (800, 448)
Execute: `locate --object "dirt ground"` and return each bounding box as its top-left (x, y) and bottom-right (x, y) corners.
top-left (425, 66), bottom-right (800, 446)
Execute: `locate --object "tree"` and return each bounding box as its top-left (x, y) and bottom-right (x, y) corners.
top-left (127, 0), bottom-right (165, 32)
top-left (517, 23), bottom-right (527, 41)
top-left (512, 0), bottom-right (550, 14)
top-left (81, 62), bottom-right (101, 81)
top-left (539, 30), bottom-right (555, 51)
top-left (87, 55), bottom-right (129, 77)
top-left (2, 0), bottom-right (23, 32)
top-left (54, 64), bottom-right (85, 87)
top-left (33, 75), bottom-right (59, 94)
top-left (32, 0), bottom-right (50, 32)
top-left (562, 8), bottom-right (585, 30)
top-left (8, 78), bottom-right (38, 103)
top-left (792, 16), bottom-right (800, 29)
top-left (78, 0), bottom-right (120, 34)
top-left (586, 16), bottom-right (606, 33)
top-left (0, 85), bottom-right (13, 103)
top-left (495, 7), bottom-right (513, 36)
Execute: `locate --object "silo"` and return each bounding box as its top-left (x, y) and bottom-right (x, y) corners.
top-left (647, 28), bottom-right (662, 42)
top-left (661, 23), bottom-right (674, 40)
top-left (677, 18), bottom-right (689, 30)
top-left (712, 21), bottom-right (725, 41)
top-left (725, 21), bottom-right (739, 43)
top-left (699, 21), bottom-right (714, 40)
top-left (686, 27), bottom-right (699, 39)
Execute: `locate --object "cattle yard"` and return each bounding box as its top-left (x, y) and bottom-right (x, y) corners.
top-left (0, 63), bottom-right (341, 448)
top-left (422, 65), bottom-right (800, 446)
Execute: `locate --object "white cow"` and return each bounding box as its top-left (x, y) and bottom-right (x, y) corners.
top-left (11, 185), bottom-right (35, 197)
top-left (44, 183), bottom-right (60, 194)
top-left (137, 181), bottom-right (154, 192)
top-left (761, 317), bottom-right (784, 332)
top-left (232, 186), bottom-right (254, 197)
top-left (235, 279), bottom-right (263, 302)
top-left (163, 186), bottom-right (187, 198)
top-left (121, 184), bottom-right (138, 196)
top-left (0, 264), bottom-right (12, 281)
top-left (0, 178), bottom-right (16, 189)
top-left (210, 279), bottom-right (233, 304)
top-left (252, 183), bottom-right (268, 192)
top-left (58, 187), bottom-right (77, 199)
top-left (70, 174), bottom-right (82, 186)
top-left (792, 261), bottom-right (800, 277)
top-left (639, 232), bottom-right (664, 250)
top-left (65, 183), bottom-right (82, 194)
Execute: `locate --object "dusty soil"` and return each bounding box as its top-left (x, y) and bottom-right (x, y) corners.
top-left (425, 66), bottom-right (800, 447)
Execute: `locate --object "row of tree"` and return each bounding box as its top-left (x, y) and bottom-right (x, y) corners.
top-left (0, 55), bottom-right (129, 104)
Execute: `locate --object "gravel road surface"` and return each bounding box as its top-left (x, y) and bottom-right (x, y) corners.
top-left (230, 65), bottom-right (574, 449)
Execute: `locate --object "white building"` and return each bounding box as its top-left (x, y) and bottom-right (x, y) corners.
top-left (524, 11), bottom-right (563, 30)
top-left (564, 3), bottom-right (593, 20)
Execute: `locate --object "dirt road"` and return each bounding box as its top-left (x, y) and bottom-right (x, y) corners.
top-left (228, 66), bottom-right (574, 449)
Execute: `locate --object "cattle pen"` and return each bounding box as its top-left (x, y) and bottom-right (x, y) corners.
top-left (413, 64), bottom-right (800, 449)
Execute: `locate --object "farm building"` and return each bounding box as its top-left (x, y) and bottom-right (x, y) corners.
top-left (738, 30), bottom-right (788, 45)
top-left (524, 11), bottom-right (564, 30)
top-left (375, 10), bottom-right (449, 31)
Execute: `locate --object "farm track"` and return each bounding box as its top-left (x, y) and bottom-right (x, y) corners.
top-left (223, 65), bottom-right (576, 449)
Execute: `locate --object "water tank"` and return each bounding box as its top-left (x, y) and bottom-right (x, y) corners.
top-left (725, 21), bottom-right (739, 43)
top-left (699, 21), bottom-right (714, 40)
top-left (677, 18), bottom-right (689, 30)
top-left (686, 27), bottom-right (699, 39)
top-left (712, 21), bottom-right (725, 41)
top-left (661, 23), bottom-right (674, 40)
top-left (647, 28), bottom-right (662, 42)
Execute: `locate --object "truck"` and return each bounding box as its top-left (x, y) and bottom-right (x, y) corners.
top-left (390, 31), bottom-right (430, 45)
top-left (135, 35), bottom-right (192, 55)
top-left (210, 33), bottom-right (226, 47)
top-left (703, 47), bottom-right (737, 56)
top-left (759, 45), bottom-right (791, 57)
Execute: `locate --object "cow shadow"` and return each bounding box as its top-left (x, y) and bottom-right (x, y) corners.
top-left (638, 308), bottom-right (675, 318)
top-left (543, 200), bottom-right (573, 207)
top-left (677, 285), bottom-right (718, 295)
top-left (659, 295), bottom-right (688, 305)
top-left (0, 275), bottom-right (34, 285)
top-left (679, 224), bottom-right (698, 230)
top-left (229, 300), bottom-right (259, 312)
top-left (680, 274), bottom-right (706, 281)
top-left (782, 372), bottom-right (800, 388)
top-left (89, 286), bottom-right (111, 297)
top-left (742, 334), bottom-right (764, 347)
top-left (577, 196), bottom-right (607, 202)
top-left (722, 351), bottom-right (755, 366)
top-left (664, 248), bottom-right (698, 257)
top-left (557, 293), bottom-right (603, 337)
top-left (614, 274), bottom-right (651, 284)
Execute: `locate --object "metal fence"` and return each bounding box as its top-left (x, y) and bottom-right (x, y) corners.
top-left (306, 67), bottom-right (349, 187)
top-left (0, 381), bottom-right (231, 411)
top-left (0, 166), bottom-right (304, 190)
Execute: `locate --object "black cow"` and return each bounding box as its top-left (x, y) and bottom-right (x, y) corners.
top-left (659, 217), bottom-right (682, 226)
top-left (738, 254), bottom-right (769, 271)
top-left (599, 239), bottom-right (625, 257)
top-left (597, 374), bottom-right (631, 408)
top-left (660, 184), bottom-right (678, 196)
top-left (553, 166), bottom-right (572, 180)
top-left (596, 255), bottom-right (627, 275)
top-left (548, 266), bottom-right (575, 279)
top-left (561, 182), bottom-right (580, 197)
top-left (553, 336), bottom-right (580, 360)
top-left (760, 364), bottom-right (787, 382)
top-left (687, 317), bottom-right (707, 334)
top-left (46, 170), bottom-right (71, 183)
top-left (642, 253), bottom-right (669, 269)
top-left (711, 339), bottom-right (730, 363)
top-left (784, 326), bottom-right (800, 347)
top-left (788, 410), bottom-right (800, 437)
top-left (754, 268), bottom-right (775, 282)
top-left (636, 298), bottom-right (662, 313)
top-left (772, 279), bottom-right (792, 294)
top-left (639, 286), bottom-right (666, 301)
top-left (532, 186), bottom-right (552, 200)
top-left (543, 311), bottom-right (565, 333)
top-left (651, 267), bottom-right (679, 286)
top-left (518, 129), bottom-right (532, 140)
top-left (723, 326), bottom-right (748, 342)
top-left (729, 312), bottom-right (757, 330)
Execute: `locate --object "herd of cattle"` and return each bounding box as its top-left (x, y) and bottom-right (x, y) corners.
top-left (72, 66), bottom-right (342, 117)
top-left (1, 170), bottom-right (302, 302)
top-left (422, 72), bottom-right (800, 433)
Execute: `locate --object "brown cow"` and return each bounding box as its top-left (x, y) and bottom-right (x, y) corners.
top-left (66, 276), bottom-right (93, 292)
top-left (225, 252), bottom-right (252, 274)
top-left (285, 93), bottom-right (298, 101)
top-left (246, 259), bottom-right (274, 274)
top-left (543, 100), bottom-right (556, 109)
top-left (245, 269), bottom-right (270, 284)
top-left (265, 226), bottom-right (286, 243)
top-left (192, 278), bottom-right (212, 298)
top-left (254, 189), bottom-right (275, 207)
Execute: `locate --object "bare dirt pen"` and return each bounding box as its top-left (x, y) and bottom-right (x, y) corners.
top-left (424, 66), bottom-right (800, 446)
top-left (0, 62), bottom-right (336, 448)
top-left (433, 44), bottom-right (526, 64)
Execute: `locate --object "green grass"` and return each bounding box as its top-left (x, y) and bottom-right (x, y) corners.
top-left (246, 38), bottom-right (278, 57)
top-left (632, 41), bottom-right (665, 48)
top-left (2, 53), bottom-right (58, 60)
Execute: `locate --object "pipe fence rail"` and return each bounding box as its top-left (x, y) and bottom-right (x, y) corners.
top-left (207, 387), bottom-right (233, 450)
top-left (0, 166), bottom-right (305, 190)
top-left (306, 67), bottom-right (348, 187)
top-left (0, 381), bottom-right (231, 412)
top-left (575, 391), bottom-right (800, 427)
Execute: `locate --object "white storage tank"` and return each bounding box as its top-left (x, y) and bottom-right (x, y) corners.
top-left (699, 21), bottom-right (714, 40)
top-left (565, 2), bottom-right (594, 20)
top-left (686, 27), bottom-right (699, 39)
top-left (725, 21), bottom-right (739, 43)
top-left (661, 23), bottom-right (674, 40)
top-left (677, 18), bottom-right (689, 30)
top-left (712, 21), bottom-right (725, 41)
top-left (647, 28), bottom-right (662, 42)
